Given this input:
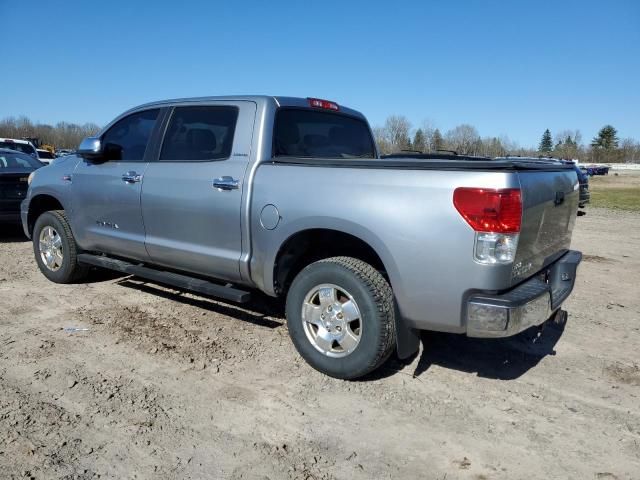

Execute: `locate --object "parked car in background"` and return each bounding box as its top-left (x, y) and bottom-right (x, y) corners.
top-left (56, 149), bottom-right (74, 157)
top-left (36, 149), bottom-right (56, 164)
top-left (582, 165), bottom-right (610, 176)
top-left (0, 138), bottom-right (38, 158)
top-left (0, 148), bottom-right (44, 223)
top-left (22, 95), bottom-right (582, 379)
top-left (571, 163), bottom-right (590, 208)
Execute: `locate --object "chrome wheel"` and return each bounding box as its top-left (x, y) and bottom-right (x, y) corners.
top-left (39, 226), bottom-right (64, 271)
top-left (301, 284), bottom-right (362, 358)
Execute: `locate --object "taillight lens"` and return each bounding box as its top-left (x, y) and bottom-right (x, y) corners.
top-left (307, 98), bottom-right (339, 111)
top-left (454, 188), bottom-right (522, 264)
top-left (453, 188), bottom-right (522, 233)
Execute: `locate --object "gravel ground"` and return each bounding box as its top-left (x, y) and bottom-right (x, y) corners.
top-left (1, 205), bottom-right (639, 480)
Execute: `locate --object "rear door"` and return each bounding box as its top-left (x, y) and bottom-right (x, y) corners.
top-left (141, 101), bottom-right (256, 282)
top-left (69, 108), bottom-right (162, 261)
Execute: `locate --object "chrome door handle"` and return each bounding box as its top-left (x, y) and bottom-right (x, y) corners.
top-left (122, 171), bottom-right (142, 183)
top-left (212, 176), bottom-right (239, 191)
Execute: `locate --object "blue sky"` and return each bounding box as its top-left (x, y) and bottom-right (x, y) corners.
top-left (1, 0), bottom-right (638, 147)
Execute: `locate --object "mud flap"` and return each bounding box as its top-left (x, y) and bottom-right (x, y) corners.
top-left (395, 315), bottom-right (420, 360)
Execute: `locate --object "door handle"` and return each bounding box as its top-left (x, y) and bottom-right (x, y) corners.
top-left (122, 171), bottom-right (142, 183)
top-left (212, 176), bottom-right (239, 191)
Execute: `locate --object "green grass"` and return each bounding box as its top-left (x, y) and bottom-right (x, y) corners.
top-left (590, 187), bottom-right (640, 211)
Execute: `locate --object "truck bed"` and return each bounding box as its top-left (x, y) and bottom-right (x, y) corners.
top-left (271, 156), bottom-right (576, 172)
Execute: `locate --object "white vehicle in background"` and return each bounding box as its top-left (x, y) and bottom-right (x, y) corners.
top-left (0, 138), bottom-right (38, 158)
top-left (36, 149), bottom-right (56, 164)
top-left (55, 149), bottom-right (74, 157)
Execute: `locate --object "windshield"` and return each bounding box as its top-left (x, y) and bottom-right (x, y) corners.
top-left (0, 141), bottom-right (37, 156)
top-left (274, 109), bottom-right (375, 159)
top-left (0, 151), bottom-right (43, 169)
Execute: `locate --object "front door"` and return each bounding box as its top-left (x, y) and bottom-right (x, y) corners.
top-left (70, 108), bottom-right (161, 261)
top-left (141, 102), bottom-right (256, 282)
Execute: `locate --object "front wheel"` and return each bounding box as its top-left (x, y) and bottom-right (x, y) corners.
top-left (33, 210), bottom-right (89, 284)
top-left (285, 257), bottom-right (396, 379)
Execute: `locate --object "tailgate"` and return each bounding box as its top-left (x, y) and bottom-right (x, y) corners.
top-left (512, 169), bottom-right (579, 283)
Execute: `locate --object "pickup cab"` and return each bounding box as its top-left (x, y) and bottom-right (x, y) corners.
top-left (22, 96), bottom-right (582, 379)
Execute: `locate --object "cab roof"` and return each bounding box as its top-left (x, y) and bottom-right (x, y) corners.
top-left (125, 96), bottom-right (366, 120)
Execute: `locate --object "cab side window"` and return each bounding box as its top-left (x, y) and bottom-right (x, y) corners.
top-left (101, 109), bottom-right (160, 161)
top-left (160, 106), bottom-right (239, 161)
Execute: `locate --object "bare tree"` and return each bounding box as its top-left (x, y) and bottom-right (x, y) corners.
top-left (383, 115), bottom-right (412, 152)
top-left (420, 120), bottom-right (437, 151)
top-left (619, 138), bottom-right (640, 163)
top-left (0, 116), bottom-right (100, 149)
top-left (372, 126), bottom-right (391, 155)
top-left (445, 124), bottom-right (480, 155)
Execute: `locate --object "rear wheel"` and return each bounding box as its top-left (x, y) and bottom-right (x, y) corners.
top-left (285, 257), bottom-right (396, 379)
top-left (33, 210), bottom-right (89, 283)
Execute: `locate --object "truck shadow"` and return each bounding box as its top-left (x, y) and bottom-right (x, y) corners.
top-left (99, 273), bottom-right (569, 379)
top-left (0, 224), bottom-right (29, 243)
top-left (404, 320), bottom-right (566, 380)
top-left (117, 278), bottom-right (284, 330)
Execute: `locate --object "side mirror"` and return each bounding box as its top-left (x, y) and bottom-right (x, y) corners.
top-left (77, 137), bottom-right (103, 159)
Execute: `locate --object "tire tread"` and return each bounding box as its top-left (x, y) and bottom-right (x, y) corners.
top-left (287, 256), bottom-right (396, 378)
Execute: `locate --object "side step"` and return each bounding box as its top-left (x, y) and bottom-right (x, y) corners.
top-left (77, 253), bottom-right (251, 303)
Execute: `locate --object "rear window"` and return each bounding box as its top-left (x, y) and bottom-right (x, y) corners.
top-left (274, 109), bottom-right (375, 159)
top-left (38, 150), bottom-right (55, 159)
top-left (0, 141), bottom-right (36, 156)
top-left (0, 152), bottom-right (42, 169)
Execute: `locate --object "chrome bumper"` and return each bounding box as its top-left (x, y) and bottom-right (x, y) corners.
top-left (466, 250), bottom-right (582, 338)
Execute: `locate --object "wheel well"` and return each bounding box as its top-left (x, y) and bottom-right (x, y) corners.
top-left (27, 194), bottom-right (64, 235)
top-left (273, 229), bottom-right (387, 296)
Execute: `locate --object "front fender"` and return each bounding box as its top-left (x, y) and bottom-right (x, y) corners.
top-left (22, 157), bottom-right (79, 236)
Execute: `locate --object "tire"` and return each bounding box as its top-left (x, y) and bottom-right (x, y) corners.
top-left (33, 210), bottom-right (89, 284)
top-left (285, 256), bottom-right (396, 379)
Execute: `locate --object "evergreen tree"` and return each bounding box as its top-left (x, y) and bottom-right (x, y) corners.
top-left (591, 125), bottom-right (619, 150)
top-left (539, 129), bottom-right (553, 153)
top-left (413, 129), bottom-right (426, 152)
top-left (432, 128), bottom-right (444, 151)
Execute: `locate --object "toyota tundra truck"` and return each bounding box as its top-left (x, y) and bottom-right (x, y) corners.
top-left (22, 96), bottom-right (582, 379)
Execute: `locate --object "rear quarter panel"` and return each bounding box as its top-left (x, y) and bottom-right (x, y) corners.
top-left (251, 164), bottom-right (520, 332)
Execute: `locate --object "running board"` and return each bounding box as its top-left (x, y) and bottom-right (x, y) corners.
top-left (77, 254), bottom-right (251, 303)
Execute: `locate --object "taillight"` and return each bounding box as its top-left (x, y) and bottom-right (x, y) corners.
top-left (453, 188), bottom-right (522, 233)
top-left (453, 188), bottom-right (522, 264)
top-left (307, 98), bottom-right (339, 111)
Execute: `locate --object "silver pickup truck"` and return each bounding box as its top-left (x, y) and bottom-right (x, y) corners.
top-left (22, 96), bottom-right (582, 379)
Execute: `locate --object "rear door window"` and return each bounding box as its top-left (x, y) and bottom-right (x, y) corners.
top-left (274, 109), bottom-right (375, 158)
top-left (160, 106), bottom-right (239, 161)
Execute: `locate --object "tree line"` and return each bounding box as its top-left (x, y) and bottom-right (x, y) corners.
top-left (1, 114), bottom-right (638, 163)
top-left (0, 116), bottom-right (100, 150)
top-left (373, 116), bottom-right (640, 163)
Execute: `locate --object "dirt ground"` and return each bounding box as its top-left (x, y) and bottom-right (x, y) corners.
top-left (1, 179), bottom-right (639, 479)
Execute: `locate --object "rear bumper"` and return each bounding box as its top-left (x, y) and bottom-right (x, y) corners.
top-left (466, 250), bottom-right (582, 338)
